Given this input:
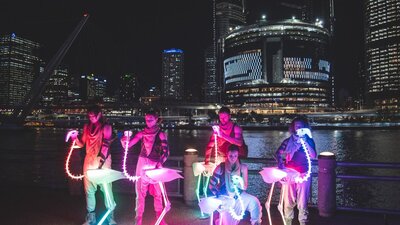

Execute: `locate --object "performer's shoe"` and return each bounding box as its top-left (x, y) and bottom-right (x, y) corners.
top-left (156, 211), bottom-right (168, 225)
top-left (133, 216), bottom-right (142, 225)
top-left (107, 211), bottom-right (117, 225)
top-left (82, 212), bottom-right (96, 225)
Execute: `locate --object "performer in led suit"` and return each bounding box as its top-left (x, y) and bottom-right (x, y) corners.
top-left (120, 110), bottom-right (169, 225)
top-left (275, 116), bottom-right (317, 225)
top-left (204, 107), bottom-right (245, 165)
top-left (208, 145), bottom-right (262, 225)
top-left (70, 105), bottom-right (117, 225)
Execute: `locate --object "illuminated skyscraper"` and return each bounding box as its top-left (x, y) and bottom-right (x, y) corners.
top-left (364, 0), bottom-right (400, 112)
top-left (80, 74), bottom-right (107, 102)
top-left (119, 73), bottom-right (138, 103)
top-left (0, 33), bottom-right (40, 107)
top-left (41, 65), bottom-right (69, 106)
top-left (161, 48), bottom-right (184, 101)
top-left (203, 46), bottom-right (218, 103)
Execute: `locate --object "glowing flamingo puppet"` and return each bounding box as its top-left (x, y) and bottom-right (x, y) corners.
top-left (198, 175), bottom-right (246, 225)
top-left (65, 130), bottom-right (129, 225)
top-left (144, 167), bottom-right (183, 225)
top-left (192, 125), bottom-right (221, 217)
top-left (259, 128), bottom-right (313, 225)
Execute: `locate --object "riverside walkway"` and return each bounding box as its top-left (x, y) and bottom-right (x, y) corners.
top-left (2, 185), bottom-right (399, 225)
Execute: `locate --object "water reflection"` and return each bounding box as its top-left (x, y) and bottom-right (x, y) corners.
top-left (0, 128), bottom-right (399, 210)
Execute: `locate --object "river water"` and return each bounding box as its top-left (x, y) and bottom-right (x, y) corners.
top-left (1, 127), bottom-right (399, 211)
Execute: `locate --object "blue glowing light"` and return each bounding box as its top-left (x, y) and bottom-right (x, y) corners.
top-left (163, 48), bottom-right (183, 53)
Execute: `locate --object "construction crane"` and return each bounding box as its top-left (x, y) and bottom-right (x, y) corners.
top-left (9, 14), bottom-right (90, 125)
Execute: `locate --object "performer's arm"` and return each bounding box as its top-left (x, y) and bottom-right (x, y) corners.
top-left (121, 131), bottom-right (143, 149)
top-left (241, 164), bottom-right (248, 191)
top-left (275, 139), bottom-right (288, 169)
top-left (218, 125), bottom-right (244, 146)
top-left (74, 125), bottom-right (87, 148)
top-left (302, 135), bottom-right (317, 159)
top-left (159, 132), bottom-right (169, 163)
top-left (98, 124), bottom-right (112, 160)
top-left (208, 165), bottom-right (222, 196)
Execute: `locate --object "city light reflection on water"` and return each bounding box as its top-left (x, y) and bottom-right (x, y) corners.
top-left (0, 128), bottom-right (399, 210)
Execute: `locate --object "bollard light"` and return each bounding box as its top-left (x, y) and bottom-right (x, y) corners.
top-left (184, 148), bottom-right (199, 206)
top-left (318, 151), bottom-right (336, 217)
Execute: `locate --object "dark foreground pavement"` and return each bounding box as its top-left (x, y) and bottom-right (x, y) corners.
top-left (2, 186), bottom-right (399, 225)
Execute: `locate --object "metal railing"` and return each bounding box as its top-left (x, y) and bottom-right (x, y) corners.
top-left (161, 156), bottom-right (400, 215)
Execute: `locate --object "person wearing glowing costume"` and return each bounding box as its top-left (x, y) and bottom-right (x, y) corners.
top-left (275, 116), bottom-right (317, 225)
top-left (70, 105), bottom-right (117, 225)
top-left (120, 110), bottom-right (169, 225)
top-left (204, 107), bottom-right (245, 165)
top-left (208, 145), bottom-right (262, 225)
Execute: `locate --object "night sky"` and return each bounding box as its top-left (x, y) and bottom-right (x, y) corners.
top-left (0, 0), bottom-right (363, 103)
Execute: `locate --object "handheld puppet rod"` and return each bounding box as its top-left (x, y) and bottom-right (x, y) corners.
top-left (259, 128), bottom-right (313, 225)
top-left (144, 167), bottom-right (183, 225)
top-left (86, 168), bottom-right (127, 225)
top-left (65, 130), bottom-right (84, 180)
top-left (122, 130), bottom-right (140, 182)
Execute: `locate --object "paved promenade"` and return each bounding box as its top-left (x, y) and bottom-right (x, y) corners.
top-left (2, 185), bottom-right (399, 225)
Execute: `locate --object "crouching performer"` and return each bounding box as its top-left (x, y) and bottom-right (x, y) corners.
top-left (120, 110), bottom-right (170, 225)
top-left (71, 105), bottom-right (117, 225)
top-left (208, 145), bottom-right (262, 225)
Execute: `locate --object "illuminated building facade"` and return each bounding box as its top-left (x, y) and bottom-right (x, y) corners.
top-left (80, 74), bottom-right (107, 102)
top-left (119, 73), bottom-right (138, 103)
top-left (162, 48), bottom-right (184, 102)
top-left (0, 33), bottom-right (40, 107)
top-left (364, 0), bottom-right (400, 112)
top-left (41, 65), bottom-right (69, 106)
top-left (204, 46), bottom-right (218, 103)
top-left (223, 19), bottom-right (332, 113)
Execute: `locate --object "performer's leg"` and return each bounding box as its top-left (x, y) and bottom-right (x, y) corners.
top-left (297, 179), bottom-right (311, 225)
top-left (83, 177), bottom-right (97, 225)
top-left (134, 178), bottom-right (149, 225)
top-left (241, 192), bottom-right (262, 225)
top-left (282, 183), bottom-right (296, 225)
top-left (100, 183), bottom-right (117, 224)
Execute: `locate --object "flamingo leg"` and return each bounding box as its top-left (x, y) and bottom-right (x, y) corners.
top-left (278, 184), bottom-right (287, 225)
top-left (265, 182), bottom-right (275, 225)
top-left (154, 181), bottom-right (170, 225)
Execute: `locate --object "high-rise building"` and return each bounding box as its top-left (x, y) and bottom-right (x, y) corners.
top-left (203, 46), bottom-right (218, 103)
top-left (0, 33), bottom-right (40, 108)
top-left (80, 73), bottom-right (107, 102)
top-left (364, 0), bottom-right (400, 112)
top-left (41, 65), bottom-right (69, 106)
top-left (223, 19), bottom-right (332, 113)
top-left (161, 49), bottom-right (184, 102)
top-left (119, 73), bottom-right (138, 103)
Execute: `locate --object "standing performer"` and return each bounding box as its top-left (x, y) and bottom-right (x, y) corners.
top-left (204, 107), bottom-right (246, 165)
top-left (275, 116), bottom-right (317, 225)
top-left (208, 145), bottom-right (262, 225)
top-left (70, 105), bottom-right (117, 225)
top-left (120, 110), bottom-right (169, 225)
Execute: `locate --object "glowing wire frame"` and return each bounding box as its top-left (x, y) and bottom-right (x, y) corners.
top-left (122, 130), bottom-right (140, 182)
top-left (227, 176), bottom-right (245, 221)
top-left (65, 130), bottom-right (84, 180)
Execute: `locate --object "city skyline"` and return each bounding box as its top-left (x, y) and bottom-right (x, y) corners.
top-left (0, 0), bottom-right (364, 105)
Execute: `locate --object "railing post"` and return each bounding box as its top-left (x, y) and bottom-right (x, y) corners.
top-left (318, 151), bottom-right (336, 217)
top-left (183, 148), bottom-right (198, 206)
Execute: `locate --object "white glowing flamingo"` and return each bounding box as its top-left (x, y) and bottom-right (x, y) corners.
top-left (259, 128), bottom-right (313, 225)
top-left (144, 167), bottom-right (183, 225)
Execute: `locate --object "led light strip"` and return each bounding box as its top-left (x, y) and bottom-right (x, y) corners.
top-left (214, 133), bottom-right (219, 165)
top-left (122, 131), bottom-right (140, 182)
top-left (65, 139), bottom-right (84, 180)
top-left (228, 184), bottom-right (245, 221)
top-left (294, 138), bottom-right (312, 184)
